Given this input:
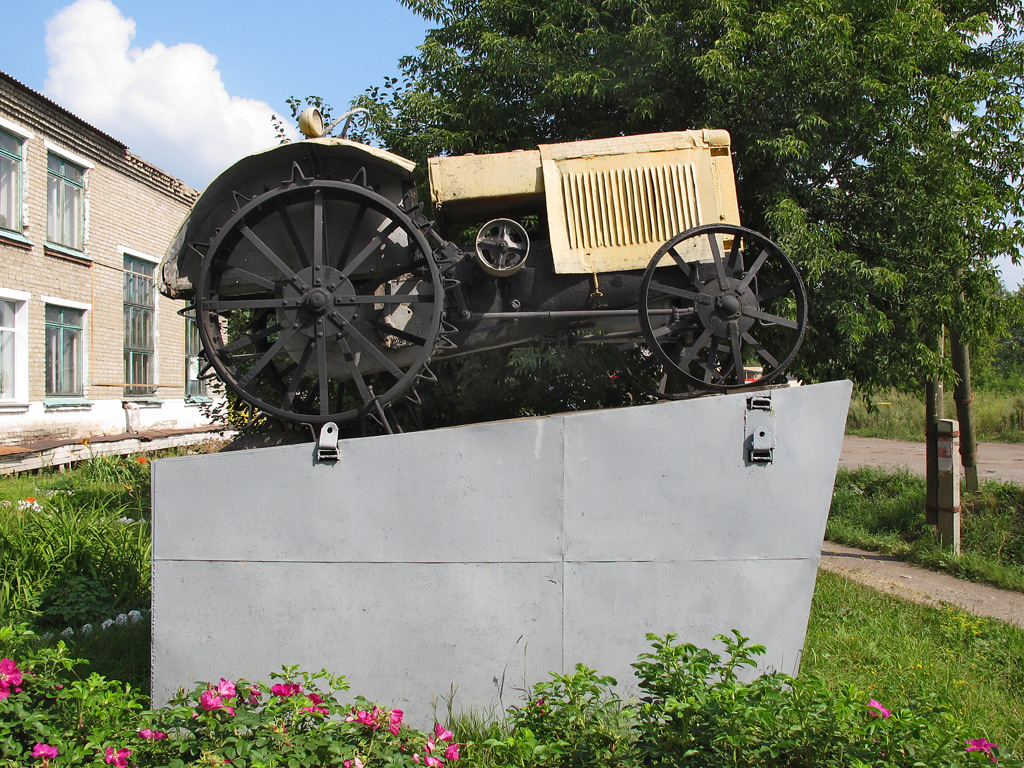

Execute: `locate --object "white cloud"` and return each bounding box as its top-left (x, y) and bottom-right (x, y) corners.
top-left (43, 0), bottom-right (294, 189)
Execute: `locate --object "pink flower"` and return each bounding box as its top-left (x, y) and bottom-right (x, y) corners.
top-left (217, 678), bottom-right (236, 698)
top-left (444, 742), bottom-right (461, 761)
top-left (389, 707), bottom-right (404, 735)
top-left (434, 723), bottom-right (454, 741)
top-left (137, 728), bottom-right (168, 740)
top-left (867, 699), bottom-right (891, 718)
top-left (248, 686), bottom-right (262, 705)
top-left (425, 756), bottom-right (443, 768)
top-left (200, 690), bottom-right (223, 711)
top-left (33, 743), bottom-right (59, 760)
top-left (412, 755), bottom-right (421, 764)
top-left (271, 682), bottom-right (302, 697)
top-left (0, 658), bottom-right (24, 698)
top-left (966, 738), bottom-right (999, 762)
top-left (301, 692), bottom-right (330, 715)
top-left (343, 759), bottom-right (364, 768)
top-left (426, 739), bottom-right (435, 754)
top-left (199, 690), bottom-right (235, 715)
top-left (105, 746), bottom-right (131, 767)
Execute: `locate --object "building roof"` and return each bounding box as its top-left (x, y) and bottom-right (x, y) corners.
top-left (0, 69), bottom-right (198, 203)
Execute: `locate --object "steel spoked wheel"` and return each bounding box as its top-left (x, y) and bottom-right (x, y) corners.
top-left (639, 224), bottom-right (807, 391)
top-left (195, 179), bottom-right (442, 426)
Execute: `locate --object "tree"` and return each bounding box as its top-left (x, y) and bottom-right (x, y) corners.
top-left (354, 0), bottom-right (1024, 395)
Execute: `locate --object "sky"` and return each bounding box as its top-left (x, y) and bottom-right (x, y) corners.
top-left (3, 0), bottom-right (430, 189)
top-left (3, 0), bottom-right (1022, 288)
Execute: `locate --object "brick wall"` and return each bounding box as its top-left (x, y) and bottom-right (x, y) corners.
top-left (0, 71), bottom-right (214, 444)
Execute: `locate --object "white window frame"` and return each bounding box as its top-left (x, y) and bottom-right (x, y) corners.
top-left (42, 296), bottom-right (90, 399)
top-left (44, 140), bottom-right (92, 254)
top-left (0, 287), bottom-right (30, 405)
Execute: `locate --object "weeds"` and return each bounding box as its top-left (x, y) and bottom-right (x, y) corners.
top-left (847, 387), bottom-right (1024, 443)
top-left (828, 467), bottom-right (1024, 591)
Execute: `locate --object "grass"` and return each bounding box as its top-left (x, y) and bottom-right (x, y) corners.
top-left (846, 387), bottom-right (1024, 443)
top-left (828, 466), bottom-right (1024, 592)
top-left (803, 569), bottom-right (1024, 753)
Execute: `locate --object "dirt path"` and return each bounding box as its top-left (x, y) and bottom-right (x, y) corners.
top-left (818, 436), bottom-right (1024, 627)
top-left (839, 435), bottom-right (1024, 485)
top-left (819, 542), bottom-right (1024, 628)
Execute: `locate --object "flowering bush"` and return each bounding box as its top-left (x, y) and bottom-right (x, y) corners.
top-left (1, 624), bottom-right (1019, 768)
top-left (629, 631), bottom-right (1021, 767)
top-left (0, 628), bottom-right (462, 767)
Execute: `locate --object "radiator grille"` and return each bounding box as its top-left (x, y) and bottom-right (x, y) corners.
top-left (559, 163), bottom-right (702, 253)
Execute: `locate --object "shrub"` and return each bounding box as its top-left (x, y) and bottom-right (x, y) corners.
top-left (1, 624), bottom-right (1019, 767)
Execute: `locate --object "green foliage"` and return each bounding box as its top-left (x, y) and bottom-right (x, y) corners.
top-left (828, 467), bottom-right (1024, 591)
top-left (498, 665), bottom-right (631, 768)
top-left (4, 623), bottom-right (1021, 767)
top-left (0, 456), bottom-right (152, 627)
top-left (0, 627), bottom-right (454, 767)
top-left (352, 0), bottom-right (1024, 393)
top-left (416, 342), bottom-right (643, 428)
top-left (847, 386), bottom-right (1024, 443)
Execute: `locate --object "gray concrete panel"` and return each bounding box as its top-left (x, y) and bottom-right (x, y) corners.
top-left (562, 559), bottom-right (820, 688)
top-left (152, 381), bottom-right (852, 716)
top-left (153, 561), bottom-right (563, 717)
top-left (152, 417), bottom-right (565, 563)
top-left (563, 382), bottom-right (850, 562)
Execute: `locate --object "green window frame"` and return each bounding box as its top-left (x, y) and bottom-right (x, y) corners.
top-left (184, 316), bottom-right (207, 398)
top-left (45, 305), bottom-right (84, 397)
top-left (124, 256), bottom-right (156, 397)
top-left (0, 131), bottom-right (22, 233)
top-left (47, 154), bottom-right (85, 251)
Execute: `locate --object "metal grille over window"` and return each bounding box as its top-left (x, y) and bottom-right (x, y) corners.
top-left (47, 154), bottom-right (85, 250)
top-left (0, 132), bottom-right (22, 233)
top-left (45, 306), bottom-right (84, 397)
top-left (0, 300), bottom-right (15, 399)
top-left (124, 256), bottom-right (156, 397)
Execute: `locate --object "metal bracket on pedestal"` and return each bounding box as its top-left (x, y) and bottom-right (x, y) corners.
top-left (745, 395), bottom-right (776, 464)
top-left (316, 422), bottom-right (340, 463)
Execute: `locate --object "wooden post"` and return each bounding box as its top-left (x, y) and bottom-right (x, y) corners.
top-left (935, 418), bottom-right (961, 554)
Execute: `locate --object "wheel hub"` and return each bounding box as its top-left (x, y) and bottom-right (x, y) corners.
top-left (696, 277), bottom-right (757, 337)
top-left (282, 266), bottom-right (358, 337)
top-left (302, 287), bottom-right (331, 315)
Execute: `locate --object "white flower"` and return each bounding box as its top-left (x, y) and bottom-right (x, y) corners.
top-left (128, 610), bottom-right (143, 624)
top-left (81, 624), bottom-right (94, 635)
top-left (115, 614), bottom-right (128, 626)
top-left (61, 627), bottom-right (74, 637)
top-left (101, 619), bottom-right (114, 630)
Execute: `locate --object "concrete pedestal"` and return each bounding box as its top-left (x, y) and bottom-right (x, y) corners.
top-left (152, 380), bottom-right (852, 719)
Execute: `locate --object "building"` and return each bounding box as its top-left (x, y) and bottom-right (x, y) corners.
top-left (0, 70), bottom-right (217, 446)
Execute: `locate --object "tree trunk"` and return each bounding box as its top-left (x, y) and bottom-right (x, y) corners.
top-left (950, 326), bottom-right (979, 492)
top-left (925, 378), bottom-right (939, 525)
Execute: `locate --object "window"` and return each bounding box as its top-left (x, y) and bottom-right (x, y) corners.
top-left (0, 299), bottom-right (16, 399)
top-left (0, 131), bottom-right (22, 233)
top-left (0, 289), bottom-right (29, 403)
top-left (47, 154), bottom-right (85, 250)
top-left (124, 256), bottom-right (156, 397)
top-left (184, 317), bottom-right (207, 399)
top-left (45, 305), bottom-right (84, 397)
